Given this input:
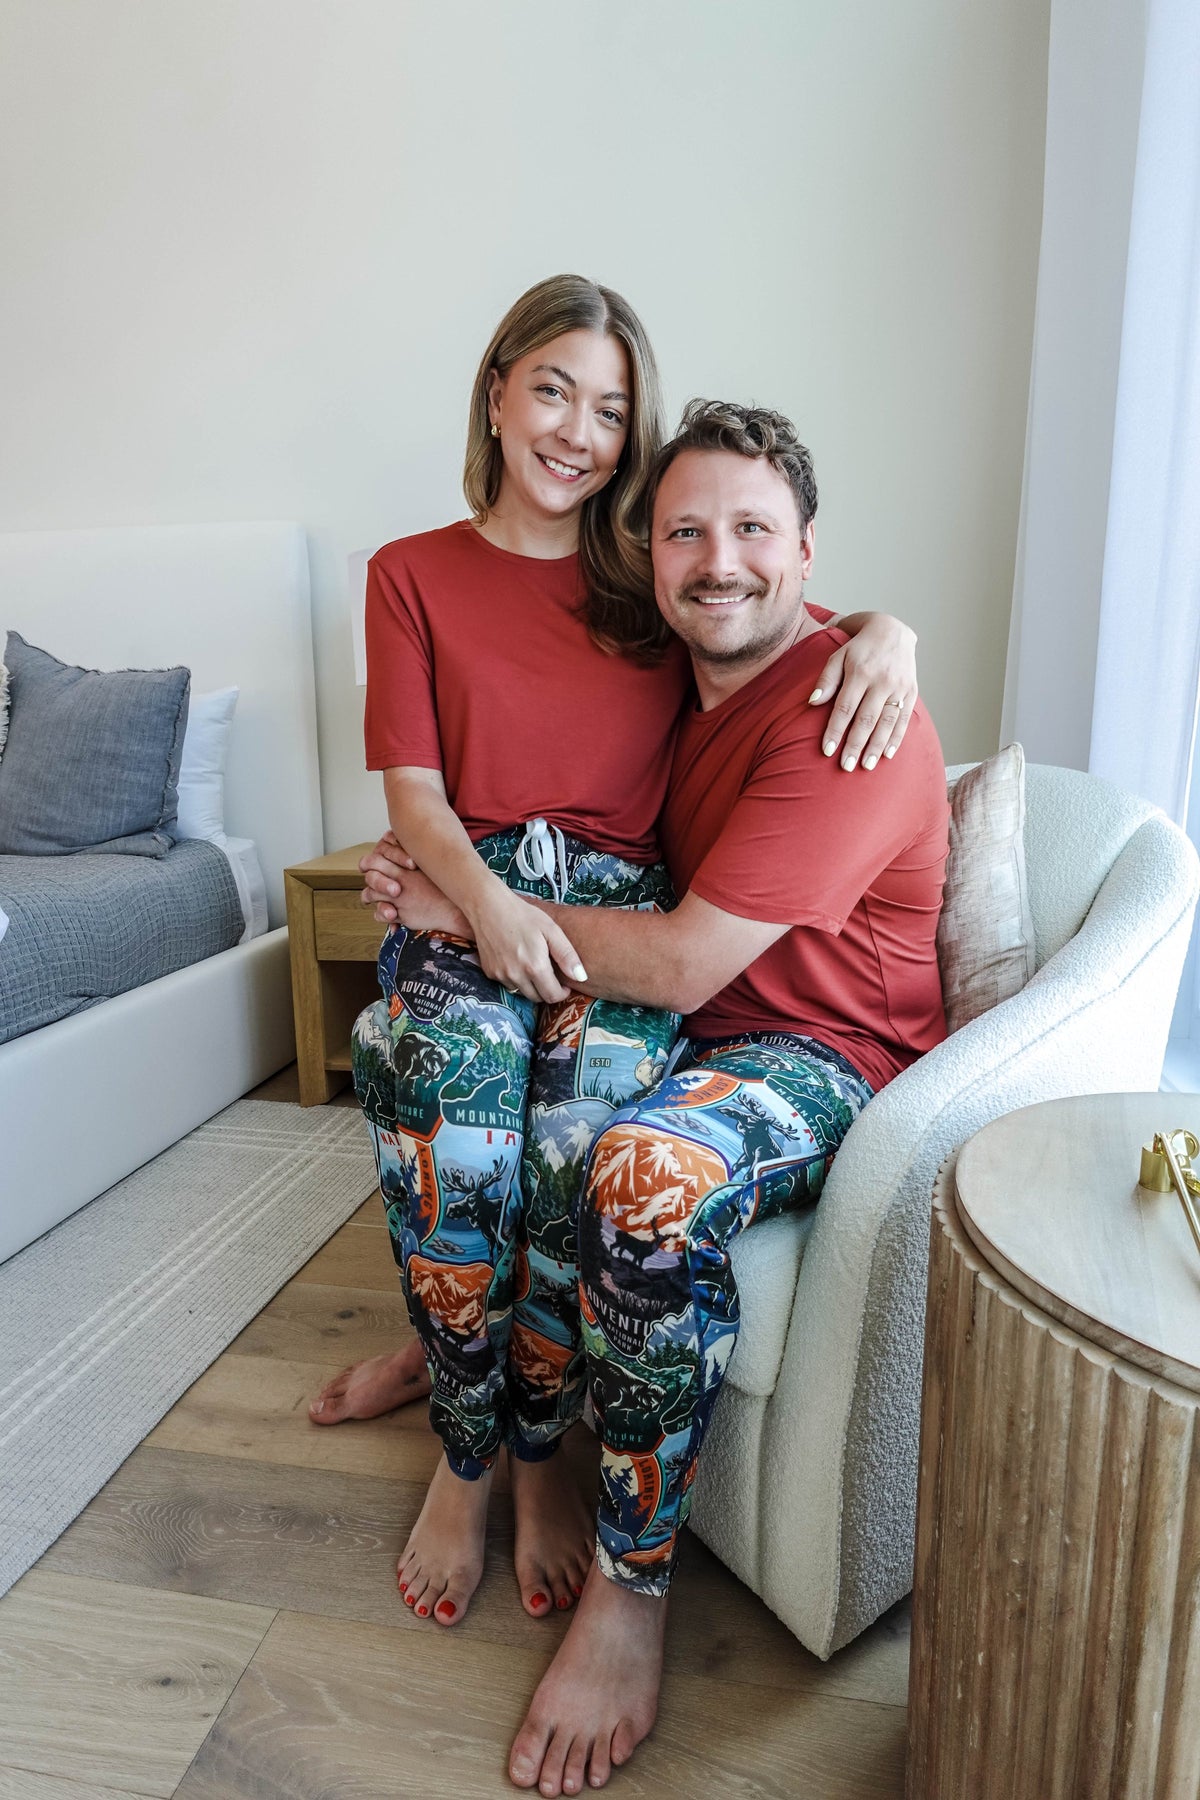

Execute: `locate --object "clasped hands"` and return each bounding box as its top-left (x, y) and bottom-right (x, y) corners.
top-left (359, 842), bottom-right (588, 1005)
top-left (359, 836), bottom-right (460, 933)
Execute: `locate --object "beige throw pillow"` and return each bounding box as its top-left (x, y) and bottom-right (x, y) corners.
top-left (937, 743), bottom-right (1036, 1033)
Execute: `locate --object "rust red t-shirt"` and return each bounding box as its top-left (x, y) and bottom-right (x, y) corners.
top-left (661, 628), bottom-right (949, 1091)
top-left (364, 521), bottom-right (692, 863)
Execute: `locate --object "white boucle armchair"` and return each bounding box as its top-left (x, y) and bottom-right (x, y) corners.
top-left (688, 764), bottom-right (1200, 1660)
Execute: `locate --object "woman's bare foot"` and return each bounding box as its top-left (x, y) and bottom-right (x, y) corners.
top-left (308, 1340), bottom-right (431, 1424)
top-left (510, 1451), bottom-right (594, 1618)
top-left (508, 1561), bottom-right (666, 1793)
top-left (397, 1453), bottom-right (495, 1626)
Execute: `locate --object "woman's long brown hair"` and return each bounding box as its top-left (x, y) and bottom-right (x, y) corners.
top-left (462, 274), bottom-right (672, 662)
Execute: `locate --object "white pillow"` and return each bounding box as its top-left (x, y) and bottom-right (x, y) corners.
top-left (937, 743), bottom-right (1036, 1033)
top-left (175, 685), bottom-right (239, 845)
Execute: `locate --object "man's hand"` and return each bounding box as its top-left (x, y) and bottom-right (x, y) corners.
top-left (808, 614), bottom-right (918, 771)
top-left (361, 838), bottom-right (466, 934)
top-left (359, 830), bottom-right (416, 926)
top-left (384, 866), bottom-right (471, 935)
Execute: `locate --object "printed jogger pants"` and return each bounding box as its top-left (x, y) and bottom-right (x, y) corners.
top-left (350, 824), bottom-right (678, 1477)
top-left (579, 1031), bottom-right (873, 1594)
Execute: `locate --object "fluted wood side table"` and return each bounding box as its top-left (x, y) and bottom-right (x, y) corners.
top-left (907, 1093), bottom-right (1200, 1800)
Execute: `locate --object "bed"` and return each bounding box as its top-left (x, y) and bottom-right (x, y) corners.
top-left (0, 522), bottom-right (324, 1263)
top-left (0, 839), bottom-right (248, 1044)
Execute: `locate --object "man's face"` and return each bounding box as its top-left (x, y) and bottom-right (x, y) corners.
top-left (651, 449), bottom-right (815, 671)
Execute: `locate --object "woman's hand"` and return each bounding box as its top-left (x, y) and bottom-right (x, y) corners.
top-left (809, 614), bottom-right (918, 771)
top-left (467, 884), bottom-right (587, 1005)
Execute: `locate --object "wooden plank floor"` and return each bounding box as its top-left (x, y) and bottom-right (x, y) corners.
top-left (0, 1066), bottom-right (910, 1799)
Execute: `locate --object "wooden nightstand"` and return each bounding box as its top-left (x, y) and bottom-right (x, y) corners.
top-left (284, 844), bottom-right (384, 1105)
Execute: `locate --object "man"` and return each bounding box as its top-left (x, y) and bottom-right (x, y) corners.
top-left (355, 399), bottom-right (947, 1794)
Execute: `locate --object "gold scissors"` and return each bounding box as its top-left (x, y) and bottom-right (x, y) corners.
top-left (1139, 1128), bottom-right (1200, 1263)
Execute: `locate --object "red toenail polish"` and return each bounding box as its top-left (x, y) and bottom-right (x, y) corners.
top-left (557, 1595), bottom-right (571, 1609)
top-left (531, 1590), bottom-right (548, 1608)
top-left (404, 1593), bottom-right (414, 1606)
top-left (399, 1580), bottom-right (407, 1592)
top-left (437, 1601), bottom-right (456, 1619)
top-left (573, 1583), bottom-right (582, 1596)
top-left (416, 1604), bottom-right (428, 1616)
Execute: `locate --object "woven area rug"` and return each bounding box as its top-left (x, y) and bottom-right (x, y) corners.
top-left (0, 1097), bottom-right (377, 1595)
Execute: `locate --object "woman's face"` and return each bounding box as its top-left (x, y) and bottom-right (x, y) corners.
top-left (487, 329), bottom-right (631, 526)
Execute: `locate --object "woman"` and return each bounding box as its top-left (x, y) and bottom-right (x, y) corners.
top-left (317, 275), bottom-right (918, 1637)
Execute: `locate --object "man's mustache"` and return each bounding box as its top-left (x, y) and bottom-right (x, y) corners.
top-left (680, 579), bottom-right (770, 602)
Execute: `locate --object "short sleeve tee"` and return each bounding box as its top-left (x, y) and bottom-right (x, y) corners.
top-left (364, 521), bottom-right (692, 863)
top-left (660, 628), bottom-right (949, 1090)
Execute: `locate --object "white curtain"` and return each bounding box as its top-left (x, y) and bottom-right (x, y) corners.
top-left (1005, 0), bottom-right (1200, 1081)
top-left (1003, 0), bottom-right (1200, 818)
top-left (1001, 0), bottom-right (1149, 769)
top-left (1087, 0), bottom-right (1200, 827)
top-left (1090, 0), bottom-right (1200, 1083)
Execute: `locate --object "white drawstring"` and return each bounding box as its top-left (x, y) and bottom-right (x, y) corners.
top-left (515, 818), bottom-right (570, 903)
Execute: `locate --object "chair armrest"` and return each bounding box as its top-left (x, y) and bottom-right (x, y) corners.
top-left (755, 816), bottom-right (1198, 1655)
top-left (821, 811), bottom-right (1199, 1226)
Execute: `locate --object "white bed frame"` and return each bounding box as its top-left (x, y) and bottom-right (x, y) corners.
top-left (0, 523), bottom-right (325, 1262)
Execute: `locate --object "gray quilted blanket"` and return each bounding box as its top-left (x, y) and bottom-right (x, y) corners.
top-left (0, 839), bottom-right (243, 1044)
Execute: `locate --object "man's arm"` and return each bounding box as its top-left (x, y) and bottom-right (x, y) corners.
top-left (526, 890), bottom-right (788, 1014)
top-left (373, 860), bottom-right (788, 1016)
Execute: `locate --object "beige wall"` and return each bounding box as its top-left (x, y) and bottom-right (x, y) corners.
top-left (0, 0), bottom-right (1049, 850)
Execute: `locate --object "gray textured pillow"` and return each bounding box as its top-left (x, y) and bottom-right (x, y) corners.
top-left (0, 632), bottom-right (190, 857)
top-left (937, 743), bottom-right (1036, 1033)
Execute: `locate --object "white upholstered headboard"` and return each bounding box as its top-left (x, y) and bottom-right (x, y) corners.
top-left (0, 522), bottom-right (324, 926)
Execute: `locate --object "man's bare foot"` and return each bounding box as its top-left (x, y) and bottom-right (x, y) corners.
top-left (510, 1451), bottom-right (594, 1618)
top-left (508, 1561), bottom-right (666, 1793)
top-left (308, 1340), bottom-right (431, 1424)
top-left (397, 1453), bottom-right (495, 1626)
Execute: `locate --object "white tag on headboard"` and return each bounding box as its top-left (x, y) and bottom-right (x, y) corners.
top-left (348, 549), bottom-right (377, 689)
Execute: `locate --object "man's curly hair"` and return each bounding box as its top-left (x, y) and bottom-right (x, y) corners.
top-left (643, 398), bottom-right (818, 533)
